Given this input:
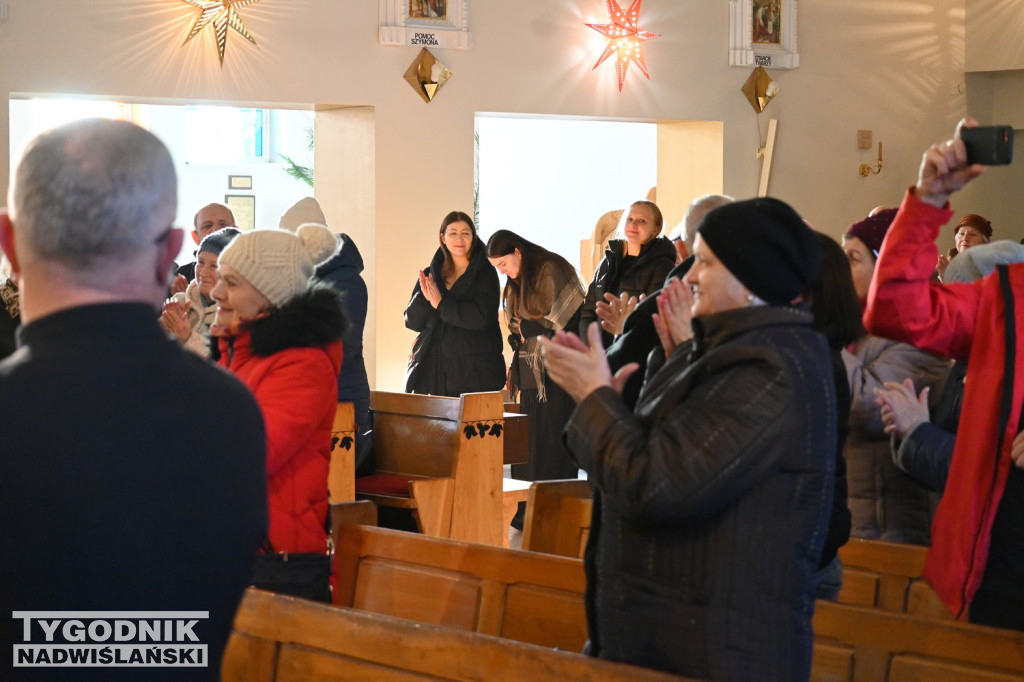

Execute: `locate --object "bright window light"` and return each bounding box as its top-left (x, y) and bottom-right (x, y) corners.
top-left (183, 106), bottom-right (266, 163)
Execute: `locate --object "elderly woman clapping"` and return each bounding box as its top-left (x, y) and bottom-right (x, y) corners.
top-left (538, 199), bottom-right (835, 681)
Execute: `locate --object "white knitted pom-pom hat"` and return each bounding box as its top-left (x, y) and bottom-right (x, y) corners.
top-left (218, 223), bottom-right (338, 307)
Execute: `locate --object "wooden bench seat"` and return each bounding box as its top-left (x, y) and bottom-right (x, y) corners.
top-left (837, 537), bottom-right (952, 619)
top-left (332, 523), bottom-right (587, 651)
top-left (812, 600), bottom-right (1024, 681)
top-left (223, 588), bottom-right (696, 681)
top-left (521, 478), bottom-right (593, 558)
top-left (325, 524), bottom-right (1024, 682)
top-left (356, 391), bottom-right (507, 546)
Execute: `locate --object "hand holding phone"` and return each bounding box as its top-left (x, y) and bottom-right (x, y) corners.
top-left (960, 125), bottom-right (1014, 166)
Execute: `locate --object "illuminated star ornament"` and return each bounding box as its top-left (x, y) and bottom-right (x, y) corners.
top-left (181, 0), bottom-right (260, 66)
top-left (586, 0), bottom-right (660, 92)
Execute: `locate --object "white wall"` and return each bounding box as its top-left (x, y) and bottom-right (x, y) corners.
top-left (0, 0), bottom-right (971, 390)
top-left (476, 115), bottom-right (657, 270)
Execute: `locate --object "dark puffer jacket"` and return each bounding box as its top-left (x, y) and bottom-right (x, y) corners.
top-left (565, 305), bottom-right (835, 681)
top-left (404, 243), bottom-right (506, 397)
top-left (579, 236), bottom-right (676, 346)
top-left (213, 285), bottom-right (348, 554)
top-left (315, 233), bottom-right (371, 431)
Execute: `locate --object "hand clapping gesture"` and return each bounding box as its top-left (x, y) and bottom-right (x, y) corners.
top-left (538, 323), bottom-right (639, 404)
top-left (418, 270), bottom-right (443, 308)
top-left (873, 378), bottom-right (930, 439)
top-left (651, 278), bottom-right (695, 357)
top-left (160, 297), bottom-right (192, 342)
top-left (595, 291), bottom-right (642, 337)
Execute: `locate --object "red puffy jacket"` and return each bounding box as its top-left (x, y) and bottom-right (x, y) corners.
top-left (215, 287), bottom-right (346, 554)
top-left (865, 189), bottom-right (1023, 618)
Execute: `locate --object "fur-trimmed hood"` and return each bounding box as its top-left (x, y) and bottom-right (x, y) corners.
top-left (211, 284), bottom-right (349, 360)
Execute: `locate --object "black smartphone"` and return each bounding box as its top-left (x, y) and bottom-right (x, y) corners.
top-left (961, 125), bottom-right (1014, 165)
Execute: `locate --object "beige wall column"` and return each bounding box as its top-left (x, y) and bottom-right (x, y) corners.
top-left (656, 120), bottom-right (725, 232)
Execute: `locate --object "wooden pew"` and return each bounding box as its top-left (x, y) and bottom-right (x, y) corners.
top-left (356, 391), bottom-right (506, 546)
top-left (325, 524), bottom-right (1023, 682)
top-left (327, 402), bottom-right (356, 503)
top-left (521, 479), bottom-right (593, 558)
top-left (223, 588), bottom-right (694, 681)
top-left (332, 523), bottom-right (588, 651)
top-left (837, 538), bottom-right (953, 619)
top-left (812, 600), bottom-right (1024, 681)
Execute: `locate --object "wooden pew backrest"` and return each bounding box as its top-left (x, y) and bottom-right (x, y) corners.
top-left (358, 391), bottom-right (505, 545)
top-left (521, 479), bottom-right (593, 559)
top-left (837, 538), bottom-right (952, 619)
top-left (332, 523), bottom-right (588, 651)
top-left (812, 600), bottom-right (1024, 682)
top-left (224, 588), bottom-right (695, 682)
top-left (328, 402), bottom-right (356, 503)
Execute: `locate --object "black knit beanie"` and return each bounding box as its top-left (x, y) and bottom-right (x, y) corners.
top-left (198, 227), bottom-right (242, 256)
top-left (696, 197), bottom-right (821, 305)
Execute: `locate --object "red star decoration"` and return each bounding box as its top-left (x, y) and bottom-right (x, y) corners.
top-left (586, 0), bottom-right (660, 92)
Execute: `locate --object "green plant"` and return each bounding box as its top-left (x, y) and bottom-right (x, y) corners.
top-left (279, 127), bottom-right (314, 188)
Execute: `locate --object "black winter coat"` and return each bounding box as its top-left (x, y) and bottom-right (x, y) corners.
top-left (579, 236), bottom-right (676, 345)
top-left (404, 244), bottom-right (506, 397)
top-left (565, 305), bottom-right (835, 681)
top-left (315, 234), bottom-right (371, 431)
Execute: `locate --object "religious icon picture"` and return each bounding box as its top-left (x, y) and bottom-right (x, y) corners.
top-left (409, 0), bottom-right (447, 20)
top-left (752, 0), bottom-right (781, 45)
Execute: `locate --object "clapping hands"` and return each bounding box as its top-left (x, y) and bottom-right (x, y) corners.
top-left (538, 323), bottom-right (639, 403)
top-left (873, 378), bottom-right (930, 439)
top-left (652, 278), bottom-right (695, 357)
top-left (595, 292), bottom-right (642, 337)
top-left (418, 270), bottom-right (443, 308)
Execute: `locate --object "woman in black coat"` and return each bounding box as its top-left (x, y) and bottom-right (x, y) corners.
top-left (404, 211), bottom-right (506, 397)
top-left (579, 200), bottom-right (676, 347)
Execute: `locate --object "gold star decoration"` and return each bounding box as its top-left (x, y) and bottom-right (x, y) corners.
top-left (181, 0), bottom-right (260, 66)
top-left (586, 0), bottom-right (660, 92)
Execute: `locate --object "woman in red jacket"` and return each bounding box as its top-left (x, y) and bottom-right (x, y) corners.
top-left (864, 118), bottom-right (1024, 630)
top-left (211, 222), bottom-right (347, 602)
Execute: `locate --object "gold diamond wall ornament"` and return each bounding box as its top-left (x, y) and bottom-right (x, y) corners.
top-left (181, 0), bottom-right (260, 67)
top-left (404, 48), bottom-right (451, 103)
top-left (741, 66), bottom-right (780, 114)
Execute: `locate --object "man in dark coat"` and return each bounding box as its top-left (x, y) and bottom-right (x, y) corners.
top-left (541, 198), bottom-right (834, 681)
top-left (0, 118), bottom-right (267, 680)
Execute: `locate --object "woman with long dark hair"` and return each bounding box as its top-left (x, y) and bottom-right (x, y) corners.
top-left (486, 229), bottom-right (585, 529)
top-left (404, 211), bottom-right (505, 396)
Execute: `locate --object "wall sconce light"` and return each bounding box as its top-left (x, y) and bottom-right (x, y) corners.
top-left (859, 142), bottom-right (883, 176)
top-left (404, 48), bottom-right (451, 103)
top-left (741, 66), bottom-right (780, 114)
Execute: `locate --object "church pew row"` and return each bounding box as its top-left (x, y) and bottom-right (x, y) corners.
top-left (320, 524), bottom-right (1024, 682)
top-left (222, 588), bottom-right (695, 682)
top-left (837, 537), bottom-right (954, 619)
top-left (519, 480), bottom-right (955, 621)
top-left (332, 523), bottom-right (587, 650)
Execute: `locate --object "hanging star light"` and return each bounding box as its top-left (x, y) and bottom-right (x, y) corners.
top-left (586, 0), bottom-right (660, 92)
top-left (181, 0), bottom-right (260, 67)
